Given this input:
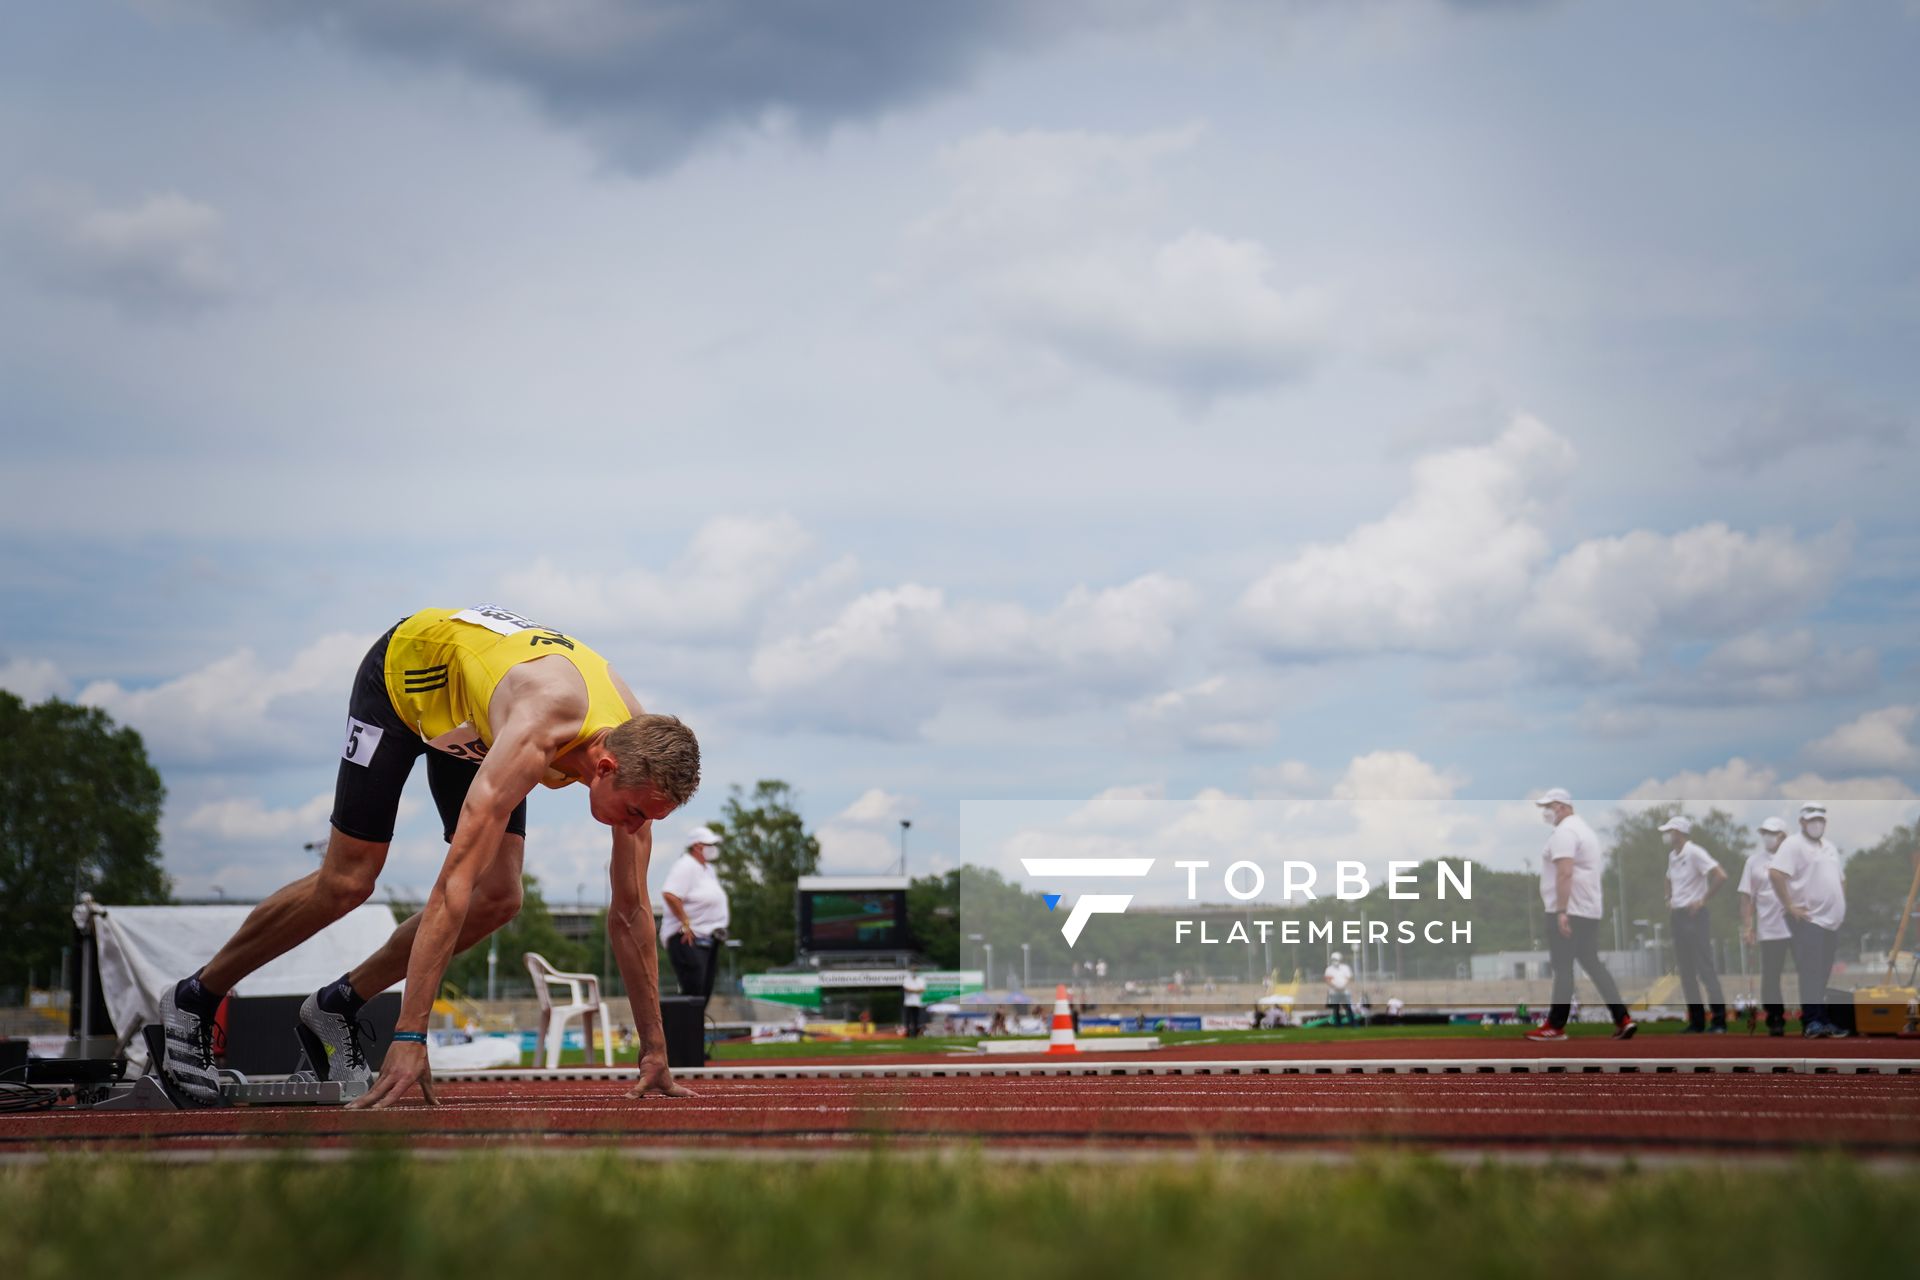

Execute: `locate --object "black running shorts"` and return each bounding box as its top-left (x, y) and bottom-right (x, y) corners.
top-left (330, 621), bottom-right (529, 844)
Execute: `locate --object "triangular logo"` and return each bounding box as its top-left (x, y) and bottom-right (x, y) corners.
top-left (1043, 893), bottom-right (1061, 912)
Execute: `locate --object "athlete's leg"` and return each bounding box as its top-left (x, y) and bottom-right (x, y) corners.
top-left (200, 829), bottom-right (389, 992)
top-left (164, 624), bottom-right (416, 1099)
top-left (344, 832), bottom-right (527, 997)
top-left (1570, 916), bottom-right (1630, 1022)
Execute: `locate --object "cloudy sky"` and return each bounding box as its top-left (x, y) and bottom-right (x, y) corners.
top-left (3, 0), bottom-right (1918, 907)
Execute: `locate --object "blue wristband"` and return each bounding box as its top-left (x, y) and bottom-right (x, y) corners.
top-left (392, 1031), bottom-right (427, 1044)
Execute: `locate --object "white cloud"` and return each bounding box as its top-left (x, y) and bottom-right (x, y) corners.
top-left (816, 788), bottom-right (917, 873)
top-left (1522, 522), bottom-right (1848, 676)
top-left (1651, 629), bottom-right (1878, 705)
top-left (10, 182), bottom-right (241, 317)
top-left (1238, 415), bottom-right (1569, 655)
top-left (180, 792), bottom-right (334, 843)
top-left (77, 631), bottom-right (371, 768)
top-left (1237, 414), bottom-right (1851, 681)
top-left (1803, 705), bottom-right (1920, 776)
top-left (1618, 756), bottom-right (1919, 842)
top-left (495, 514), bottom-right (812, 642)
top-left (1128, 675), bottom-right (1278, 751)
top-left (903, 126), bottom-right (1332, 405)
top-left (0, 656), bottom-right (69, 702)
top-left (751, 572), bottom-right (1198, 736)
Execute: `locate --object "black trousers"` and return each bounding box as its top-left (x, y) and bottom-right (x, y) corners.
top-left (1545, 913), bottom-right (1630, 1029)
top-left (667, 935), bottom-right (715, 1000)
top-left (1787, 917), bottom-right (1839, 1027)
top-left (1327, 994), bottom-right (1352, 1025)
top-left (1759, 936), bottom-right (1790, 1027)
top-left (904, 1005), bottom-right (925, 1038)
top-left (1670, 907), bottom-right (1725, 1027)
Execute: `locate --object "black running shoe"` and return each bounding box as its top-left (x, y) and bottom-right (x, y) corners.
top-left (296, 991), bottom-right (377, 1085)
top-left (157, 978), bottom-right (224, 1105)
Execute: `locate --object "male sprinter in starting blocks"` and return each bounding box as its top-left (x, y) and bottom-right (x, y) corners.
top-left (156, 605), bottom-right (702, 1109)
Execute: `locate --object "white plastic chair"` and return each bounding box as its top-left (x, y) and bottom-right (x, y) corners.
top-left (525, 951), bottom-right (616, 1068)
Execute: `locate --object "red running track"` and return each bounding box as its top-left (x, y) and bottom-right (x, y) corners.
top-left (708, 1034), bottom-right (1920, 1069)
top-left (8, 1072), bottom-right (1919, 1158)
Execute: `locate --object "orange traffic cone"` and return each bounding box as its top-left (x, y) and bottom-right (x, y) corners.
top-left (1048, 983), bottom-right (1078, 1055)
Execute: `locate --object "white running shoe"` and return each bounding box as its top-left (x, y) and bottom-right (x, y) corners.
top-left (296, 991), bottom-right (376, 1085)
top-left (157, 980), bottom-right (225, 1106)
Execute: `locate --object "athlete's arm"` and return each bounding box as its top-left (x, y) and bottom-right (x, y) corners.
top-left (1769, 867), bottom-right (1808, 920)
top-left (352, 712), bottom-right (566, 1109)
top-left (1550, 860), bottom-right (1574, 935)
top-left (608, 822), bottom-right (694, 1100)
top-left (1701, 862), bottom-right (1729, 904)
top-left (661, 890), bottom-right (696, 940)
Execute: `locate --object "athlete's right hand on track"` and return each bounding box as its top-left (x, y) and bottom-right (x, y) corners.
top-left (627, 1053), bottom-right (697, 1100)
top-left (349, 1040), bottom-right (440, 1109)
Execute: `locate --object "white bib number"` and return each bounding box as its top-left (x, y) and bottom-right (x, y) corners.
top-left (342, 717), bottom-right (384, 768)
top-left (424, 721), bottom-right (490, 763)
top-left (452, 604), bottom-right (545, 636)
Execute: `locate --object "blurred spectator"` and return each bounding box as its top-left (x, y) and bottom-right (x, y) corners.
top-left (1770, 802), bottom-right (1849, 1038)
top-left (1324, 952), bottom-right (1354, 1026)
top-left (1740, 817), bottom-right (1793, 1036)
top-left (661, 825), bottom-right (729, 999)
top-left (902, 970), bottom-right (927, 1038)
top-left (1661, 815), bottom-right (1729, 1033)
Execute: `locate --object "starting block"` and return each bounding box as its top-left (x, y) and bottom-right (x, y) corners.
top-left (73, 1025), bottom-right (368, 1111)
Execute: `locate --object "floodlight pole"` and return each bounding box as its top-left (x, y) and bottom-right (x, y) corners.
top-left (899, 819), bottom-right (912, 877)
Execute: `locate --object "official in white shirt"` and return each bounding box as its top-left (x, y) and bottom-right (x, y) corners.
top-left (660, 825), bottom-right (730, 1000)
top-left (1527, 789), bottom-right (1635, 1041)
top-left (902, 970), bottom-right (927, 1038)
top-left (1739, 817), bottom-right (1794, 1036)
top-left (1662, 815), bottom-right (1730, 1033)
top-left (1323, 952), bottom-right (1354, 1026)
top-left (1768, 802), bottom-right (1850, 1038)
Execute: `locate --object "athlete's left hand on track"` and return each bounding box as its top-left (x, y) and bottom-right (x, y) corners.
top-left (349, 1040), bottom-right (439, 1109)
top-left (627, 1054), bottom-right (697, 1100)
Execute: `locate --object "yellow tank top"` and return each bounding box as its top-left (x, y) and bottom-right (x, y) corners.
top-left (383, 605), bottom-right (631, 789)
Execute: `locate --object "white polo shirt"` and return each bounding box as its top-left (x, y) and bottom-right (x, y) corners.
top-left (1667, 841), bottom-right (1722, 910)
top-left (1769, 833), bottom-right (1847, 932)
top-left (1324, 962), bottom-right (1352, 992)
top-left (1539, 813), bottom-right (1606, 919)
top-left (902, 974), bottom-right (926, 1009)
top-left (1739, 851), bottom-right (1790, 942)
top-left (659, 852), bottom-right (729, 942)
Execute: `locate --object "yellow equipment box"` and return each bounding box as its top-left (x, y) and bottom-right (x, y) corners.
top-left (1853, 987), bottom-right (1919, 1036)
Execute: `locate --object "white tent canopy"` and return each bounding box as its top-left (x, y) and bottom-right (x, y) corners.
top-left (92, 904), bottom-right (402, 1067)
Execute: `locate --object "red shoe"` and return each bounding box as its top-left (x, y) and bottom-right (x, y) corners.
top-left (1612, 1017), bottom-right (1638, 1040)
top-left (1524, 1025), bottom-right (1569, 1042)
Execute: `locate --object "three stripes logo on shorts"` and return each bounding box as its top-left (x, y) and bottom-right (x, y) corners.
top-left (403, 664), bottom-right (448, 694)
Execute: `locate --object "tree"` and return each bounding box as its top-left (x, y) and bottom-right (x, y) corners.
top-left (908, 869), bottom-right (960, 968)
top-left (0, 693), bottom-right (171, 995)
top-left (1839, 822), bottom-right (1920, 967)
top-left (442, 874), bottom-right (595, 996)
top-left (709, 781), bottom-right (820, 973)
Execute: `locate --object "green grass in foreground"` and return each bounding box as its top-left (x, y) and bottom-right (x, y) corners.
top-left (5, 1154), bottom-right (1916, 1280)
top-left (532, 1018), bottom-right (1742, 1066)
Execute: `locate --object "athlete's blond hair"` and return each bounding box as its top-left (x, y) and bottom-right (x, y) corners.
top-left (605, 714), bottom-right (701, 806)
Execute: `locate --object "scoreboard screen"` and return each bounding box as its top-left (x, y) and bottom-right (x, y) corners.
top-left (799, 886), bottom-right (910, 952)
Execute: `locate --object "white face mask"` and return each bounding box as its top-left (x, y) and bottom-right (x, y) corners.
top-left (1762, 833), bottom-right (1785, 853)
top-left (1541, 808), bottom-right (1558, 826)
top-left (1804, 819), bottom-right (1826, 840)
